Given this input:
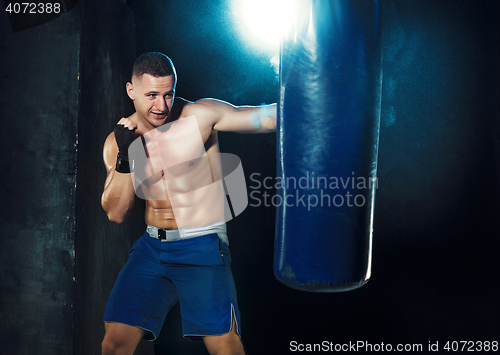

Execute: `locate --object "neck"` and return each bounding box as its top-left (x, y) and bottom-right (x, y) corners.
top-left (130, 112), bottom-right (156, 135)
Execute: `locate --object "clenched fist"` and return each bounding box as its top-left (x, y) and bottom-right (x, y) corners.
top-left (114, 118), bottom-right (138, 161)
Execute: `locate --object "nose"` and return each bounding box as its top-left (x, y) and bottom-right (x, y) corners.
top-left (155, 97), bottom-right (167, 112)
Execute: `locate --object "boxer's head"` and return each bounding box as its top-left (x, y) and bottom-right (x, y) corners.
top-left (127, 52), bottom-right (177, 127)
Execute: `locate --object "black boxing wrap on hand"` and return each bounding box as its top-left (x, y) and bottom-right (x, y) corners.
top-left (114, 124), bottom-right (136, 161)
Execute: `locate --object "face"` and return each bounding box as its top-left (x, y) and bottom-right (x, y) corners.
top-left (127, 74), bottom-right (176, 127)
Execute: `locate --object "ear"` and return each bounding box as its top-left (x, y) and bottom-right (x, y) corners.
top-left (126, 82), bottom-right (135, 100)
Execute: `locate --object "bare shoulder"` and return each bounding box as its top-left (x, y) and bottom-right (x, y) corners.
top-left (193, 98), bottom-right (234, 111)
top-left (103, 131), bottom-right (118, 171)
top-left (180, 99), bottom-right (210, 116)
top-left (181, 98), bottom-right (234, 126)
top-left (104, 131), bottom-right (118, 150)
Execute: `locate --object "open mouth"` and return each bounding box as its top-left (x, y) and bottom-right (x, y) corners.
top-left (151, 112), bottom-right (167, 119)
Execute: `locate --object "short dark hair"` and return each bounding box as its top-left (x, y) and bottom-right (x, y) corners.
top-left (132, 52), bottom-right (176, 83)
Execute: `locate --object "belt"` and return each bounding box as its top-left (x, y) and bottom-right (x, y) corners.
top-left (146, 222), bottom-right (228, 244)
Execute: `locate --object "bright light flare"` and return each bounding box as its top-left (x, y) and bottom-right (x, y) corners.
top-left (233, 0), bottom-right (297, 49)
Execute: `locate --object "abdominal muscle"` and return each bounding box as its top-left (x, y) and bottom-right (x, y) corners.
top-left (142, 150), bottom-right (225, 230)
top-left (145, 180), bottom-right (225, 229)
top-left (144, 180), bottom-right (226, 230)
top-left (145, 200), bottom-right (178, 229)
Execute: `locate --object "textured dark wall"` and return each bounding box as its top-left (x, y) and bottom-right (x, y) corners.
top-left (0, 0), bottom-right (151, 354)
top-left (0, 5), bottom-right (81, 355)
top-left (74, 0), bottom-right (153, 354)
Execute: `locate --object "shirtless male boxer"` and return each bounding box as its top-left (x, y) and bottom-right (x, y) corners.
top-left (100, 52), bottom-right (276, 355)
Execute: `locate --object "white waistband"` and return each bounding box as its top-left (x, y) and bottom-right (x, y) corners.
top-left (146, 222), bottom-right (228, 244)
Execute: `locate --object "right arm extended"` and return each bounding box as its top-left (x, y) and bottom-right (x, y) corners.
top-left (101, 120), bottom-right (137, 224)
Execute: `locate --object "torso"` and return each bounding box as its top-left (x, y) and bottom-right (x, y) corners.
top-left (108, 98), bottom-right (224, 230)
top-left (143, 126), bottom-right (222, 230)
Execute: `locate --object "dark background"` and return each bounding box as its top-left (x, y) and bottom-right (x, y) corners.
top-left (0, 0), bottom-right (499, 354)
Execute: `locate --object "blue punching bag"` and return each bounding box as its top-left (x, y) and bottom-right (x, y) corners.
top-left (274, 0), bottom-right (383, 292)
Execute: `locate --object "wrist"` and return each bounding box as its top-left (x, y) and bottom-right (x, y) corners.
top-left (115, 156), bottom-right (131, 174)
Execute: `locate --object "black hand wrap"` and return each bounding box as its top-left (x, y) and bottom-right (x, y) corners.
top-left (114, 124), bottom-right (136, 173)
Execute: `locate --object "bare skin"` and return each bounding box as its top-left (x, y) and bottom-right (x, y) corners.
top-left (101, 73), bottom-right (275, 355)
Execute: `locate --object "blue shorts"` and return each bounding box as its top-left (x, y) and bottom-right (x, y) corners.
top-left (103, 230), bottom-right (241, 341)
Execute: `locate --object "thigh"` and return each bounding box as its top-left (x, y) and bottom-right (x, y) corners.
top-left (104, 237), bottom-right (179, 340)
top-left (169, 235), bottom-right (241, 340)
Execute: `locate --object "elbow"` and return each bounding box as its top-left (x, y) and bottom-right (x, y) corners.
top-left (107, 212), bottom-right (125, 224)
top-left (101, 199), bottom-right (126, 224)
